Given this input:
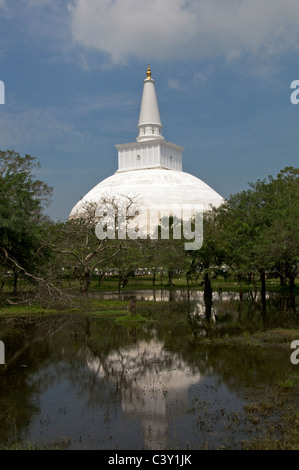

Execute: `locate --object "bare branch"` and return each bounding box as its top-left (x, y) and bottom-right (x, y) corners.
top-left (0, 247), bottom-right (74, 307)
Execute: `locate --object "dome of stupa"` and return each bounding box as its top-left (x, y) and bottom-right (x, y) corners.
top-left (69, 168), bottom-right (223, 217)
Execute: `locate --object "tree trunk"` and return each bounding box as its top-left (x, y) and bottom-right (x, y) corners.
top-left (204, 272), bottom-right (213, 322)
top-left (128, 298), bottom-right (136, 316)
top-left (85, 317), bottom-right (91, 340)
top-left (13, 271), bottom-right (18, 295)
top-left (289, 273), bottom-right (295, 296)
top-left (239, 282), bottom-right (243, 301)
top-left (152, 267), bottom-right (156, 286)
top-left (279, 273), bottom-right (287, 286)
top-left (186, 273), bottom-right (190, 291)
top-left (168, 269), bottom-right (174, 286)
top-left (260, 269), bottom-right (267, 322)
top-left (81, 268), bottom-right (90, 294)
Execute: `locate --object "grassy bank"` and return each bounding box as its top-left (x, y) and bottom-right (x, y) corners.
top-left (1, 273), bottom-right (298, 296)
top-left (192, 328), bottom-right (299, 348)
top-left (59, 274), bottom-right (299, 293)
top-left (242, 366), bottom-right (299, 450)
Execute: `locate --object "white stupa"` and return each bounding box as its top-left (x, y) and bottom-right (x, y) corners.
top-left (69, 66), bottom-right (224, 230)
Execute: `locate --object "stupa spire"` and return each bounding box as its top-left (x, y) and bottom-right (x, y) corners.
top-left (137, 65), bottom-right (164, 142)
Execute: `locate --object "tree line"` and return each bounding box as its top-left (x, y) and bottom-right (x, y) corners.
top-left (0, 150), bottom-right (298, 306)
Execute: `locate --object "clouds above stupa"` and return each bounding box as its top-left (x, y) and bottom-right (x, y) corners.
top-left (69, 0), bottom-right (299, 65)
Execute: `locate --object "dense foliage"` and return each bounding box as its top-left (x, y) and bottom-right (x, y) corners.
top-left (214, 166), bottom-right (299, 292)
top-left (0, 150), bottom-right (53, 293)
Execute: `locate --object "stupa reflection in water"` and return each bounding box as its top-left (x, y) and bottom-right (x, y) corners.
top-left (86, 336), bottom-right (201, 449)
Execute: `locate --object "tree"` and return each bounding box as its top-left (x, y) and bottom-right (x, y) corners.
top-left (107, 240), bottom-right (143, 293)
top-left (54, 200), bottom-right (139, 294)
top-left (0, 150), bottom-right (53, 295)
top-left (186, 210), bottom-right (225, 319)
top-left (252, 167), bottom-right (299, 293)
top-left (136, 214), bottom-right (188, 287)
top-left (216, 166), bottom-right (299, 297)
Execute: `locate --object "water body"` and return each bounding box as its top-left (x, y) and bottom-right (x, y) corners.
top-left (0, 291), bottom-right (297, 450)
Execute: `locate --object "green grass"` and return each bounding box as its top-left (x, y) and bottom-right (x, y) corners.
top-left (0, 274), bottom-right (298, 322)
top-left (1, 274), bottom-right (298, 304)
top-left (88, 309), bottom-right (129, 317)
top-left (86, 298), bottom-right (130, 309)
top-left (0, 297), bottom-right (170, 318)
top-left (194, 328), bottom-right (299, 348)
top-left (0, 305), bottom-right (58, 316)
top-left (278, 378), bottom-right (295, 389)
top-left (242, 368), bottom-right (299, 450)
top-left (85, 274), bottom-right (299, 295)
top-left (114, 313), bottom-right (148, 326)
top-left (0, 438), bottom-right (71, 450)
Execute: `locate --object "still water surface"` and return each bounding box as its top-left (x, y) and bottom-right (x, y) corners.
top-left (0, 290), bottom-right (297, 449)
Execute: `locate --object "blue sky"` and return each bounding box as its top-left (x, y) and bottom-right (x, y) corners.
top-left (0, 0), bottom-right (298, 222)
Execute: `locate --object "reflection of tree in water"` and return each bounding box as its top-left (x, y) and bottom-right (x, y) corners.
top-left (186, 291), bottom-right (298, 339)
top-left (0, 314), bottom-right (153, 446)
top-left (147, 300), bottom-right (296, 396)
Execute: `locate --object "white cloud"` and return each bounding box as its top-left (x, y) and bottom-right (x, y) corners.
top-left (0, 0), bottom-right (7, 11)
top-left (25, 0), bottom-right (53, 6)
top-left (193, 65), bottom-right (215, 84)
top-left (69, 0), bottom-right (196, 64)
top-left (0, 89), bottom-right (138, 158)
top-left (168, 79), bottom-right (183, 90)
top-left (68, 0), bottom-right (299, 64)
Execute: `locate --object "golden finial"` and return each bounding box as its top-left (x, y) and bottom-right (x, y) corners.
top-left (146, 64), bottom-right (152, 80)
